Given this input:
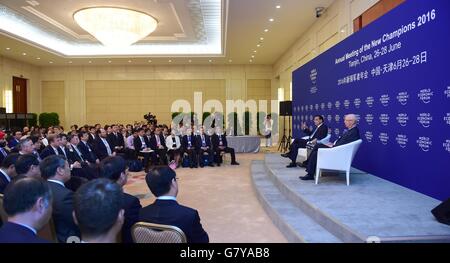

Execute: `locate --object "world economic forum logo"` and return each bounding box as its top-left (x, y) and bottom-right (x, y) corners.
top-left (315, 104), bottom-right (319, 110)
top-left (396, 91), bottom-right (409, 106)
top-left (443, 139), bottom-right (450, 154)
top-left (380, 94), bottom-right (390, 107)
top-left (301, 106), bottom-right (304, 112)
top-left (396, 113), bottom-right (409, 127)
top-left (417, 89), bottom-right (433, 104)
top-left (309, 115), bottom-right (313, 121)
top-left (416, 137), bottom-right (432, 152)
top-left (417, 113), bottom-right (433, 128)
top-left (445, 113), bottom-right (450, 126)
top-left (396, 134), bottom-right (408, 148)
top-left (365, 131), bottom-right (373, 142)
top-left (327, 102), bottom-right (333, 110)
top-left (379, 114), bottom-right (390, 126)
top-left (354, 98), bottom-right (361, 108)
top-left (445, 86), bottom-right (450, 99)
top-left (327, 115), bottom-right (332, 122)
top-left (335, 101), bottom-right (341, 110)
top-left (310, 69), bottom-right (318, 85)
top-left (334, 128), bottom-right (340, 137)
top-left (320, 103), bottom-right (325, 110)
top-left (309, 105), bottom-right (314, 111)
top-left (335, 115), bottom-right (341, 123)
top-left (379, 133), bottom-right (389, 145)
top-left (366, 96), bottom-right (374, 108)
top-left (344, 100), bottom-right (350, 109)
top-left (365, 114), bottom-right (374, 125)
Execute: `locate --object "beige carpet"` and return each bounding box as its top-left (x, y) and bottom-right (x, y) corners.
top-left (124, 151), bottom-right (287, 243)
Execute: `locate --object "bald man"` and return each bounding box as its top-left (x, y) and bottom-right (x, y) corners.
top-left (300, 114), bottom-right (361, 180)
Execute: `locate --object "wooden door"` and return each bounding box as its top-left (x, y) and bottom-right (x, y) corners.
top-left (12, 77), bottom-right (27, 113)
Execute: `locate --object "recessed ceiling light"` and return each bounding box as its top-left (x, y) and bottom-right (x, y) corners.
top-left (188, 59), bottom-right (192, 63)
top-left (269, 18), bottom-right (274, 22)
top-left (88, 61), bottom-right (92, 63)
top-left (128, 60), bottom-right (132, 63)
top-left (68, 61), bottom-right (73, 64)
top-left (168, 60), bottom-right (172, 63)
top-left (209, 59), bottom-right (213, 63)
top-left (108, 60), bottom-right (112, 63)
top-left (5, 47), bottom-right (10, 50)
top-left (276, 5), bottom-right (281, 9)
top-left (148, 60), bottom-right (152, 63)
top-left (36, 57), bottom-right (40, 60)
top-left (253, 50), bottom-right (257, 53)
top-left (22, 52), bottom-right (27, 56)
top-left (340, 29), bottom-right (346, 33)
top-left (249, 59), bottom-right (253, 63)
top-left (260, 37), bottom-right (264, 41)
top-left (264, 29), bottom-right (269, 32)
top-left (251, 55), bottom-right (255, 58)
top-left (228, 59), bottom-right (233, 63)
top-left (49, 61), bottom-right (53, 64)
top-left (257, 44), bottom-right (261, 47)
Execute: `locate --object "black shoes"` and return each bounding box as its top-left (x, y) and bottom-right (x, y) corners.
top-left (286, 163), bottom-right (297, 168)
top-left (281, 153), bottom-right (290, 158)
top-left (231, 162), bottom-right (240, 165)
top-left (299, 174), bottom-right (314, 180)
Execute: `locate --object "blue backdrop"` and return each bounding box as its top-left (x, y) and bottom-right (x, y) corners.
top-left (292, 0), bottom-right (450, 201)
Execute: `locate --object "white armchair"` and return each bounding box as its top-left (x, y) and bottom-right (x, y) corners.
top-left (315, 139), bottom-right (363, 186)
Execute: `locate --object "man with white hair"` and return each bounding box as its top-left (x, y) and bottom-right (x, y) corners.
top-left (300, 114), bottom-right (361, 180)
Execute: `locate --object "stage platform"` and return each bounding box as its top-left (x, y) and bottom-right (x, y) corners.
top-left (251, 154), bottom-right (450, 243)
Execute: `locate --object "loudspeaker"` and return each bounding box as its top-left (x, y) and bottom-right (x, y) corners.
top-left (279, 101), bottom-right (292, 116)
top-left (431, 198), bottom-right (450, 225)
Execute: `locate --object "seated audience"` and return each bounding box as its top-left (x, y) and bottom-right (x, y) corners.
top-left (94, 128), bottom-right (115, 161)
top-left (0, 177), bottom-right (52, 243)
top-left (133, 128), bottom-right (157, 169)
top-left (98, 156), bottom-right (141, 243)
top-left (15, 154), bottom-right (41, 179)
top-left (139, 166), bottom-right (209, 243)
top-left (195, 127), bottom-right (214, 167)
top-left (300, 114), bottom-right (361, 180)
top-left (165, 129), bottom-right (181, 167)
top-left (40, 135), bottom-right (63, 159)
top-left (77, 132), bottom-right (99, 165)
top-left (149, 128), bottom-right (168, 165)
top-left (0, 153), bottom-right (20, 193)
top-left (73, 178), bottom-right (124, 243)
top-left (8, 130), bottom-right (22, 150)
top-left (283, 115), bottom-right (329, 168)
top-left (40, 155), bottom-right (80, 242)
top-left (181, 128), bottom-right (198, 168)
top-left (0, 131), bottom-right (10, 164)
top-left (211, 127), bottom-right (239, 166)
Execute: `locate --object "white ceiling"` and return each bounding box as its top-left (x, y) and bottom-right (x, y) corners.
top-left (0, 0), bottom-right (334, 65)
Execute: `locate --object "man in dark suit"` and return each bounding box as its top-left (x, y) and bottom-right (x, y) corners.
top-left (77, 132), bottom-right (99, 165)
top-left (195, 127), bottom-right (214, 167)
top-left (94, 128), bottom-right (115, 161)
top-left (98, 156), bottom-right (141, 243)
top-left (0, 131), bottom-right (9, 164)
top-left (0, 153), bottom-right (20, 194)
top-left (284, 115), bottom-right (329, 168)
top-left (67, 134), bottom-right (96, 181)
top-left (87, 126), bottom-right (97, 145)
top-left (181, 128), bottom-right (198, 168)
top-left (107, 124), bottom-right (125, 153)
top-left (0, 177), bottom-right (52, 243)
top-left (15, 154), bottom-right (41, 178)
top-left (300, 114), bottom-right (361, 180)
top-left (8, 130), bottom-right (22, 150)
top-left (139, 166), bottom-right (209, 243)
top-left (211, 127), bottom-right (239, 166)
top-left (40, 155), bottom-right (80, 242)
top-left (149, 128), bottom-right (168, 165)
top-left (134, 128), bottom-right (157, 169)
top-left (40, 135), bottom-right (64, 160)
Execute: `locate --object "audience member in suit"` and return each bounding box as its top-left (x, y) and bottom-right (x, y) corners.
top-left (0, 153), bottom-right (20, 194)
top-left (107, 125), bottom-right (125, 153)
top-left (29, 135), bottom-right (43, 161)
top-left (73, 178), bottom-right (124, 243)
top-left (181, 128), bottom-right (198, 168)
top-left (165, 130), bottom-right (181, 166)
top-left (134, 128), bottom-right (157, 169)
top-left (77, 132), bottom-right (99, 165)
top-left (40, 135), bottom-right (64, 159)
top-left (98, 156), bottom-right (141, 243)
top-left (40, 155), bottom-right (80, 243)
top-left (15, 154), bottom-right (41, 179)
top-left (139, 166), bottom-right (209, 243)
top-left (0, 131), bottom-right (10, 165)
top-left (18, 137), bottom-right (35, 156)
top-left (66, 134), bottom-right (96, 181)
top-left (149, 128), bottom-right (168, 165)
top-left (301, 114), bottom-right (361, 180)
top-left (94, 128), bottom-right (115, 161)
top-left (88, 126), bottom-right (97, 144)
top-left (8, 130), bottom-right (22, 150)
top-left (211, 127), bottom-right (239, 166)
top-left (0, 177), bottom-right (52, 243)
top-left (283, 115), bottom-right (329, 168)
top-left (58, 134), bottom-right (70, 160)
top-left (195, 127), bottom-right (214, 167)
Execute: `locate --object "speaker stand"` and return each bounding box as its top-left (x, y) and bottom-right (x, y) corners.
top-left (278, 116), bottom-right (287, 152)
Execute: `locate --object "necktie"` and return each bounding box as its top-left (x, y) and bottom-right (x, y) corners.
top-left (310, 127), bottom-right (318, 139)
top-left (103, 139), bottom-right (112, 155)
top-left (0, 148), bottom-right (6, 157)
top-left (202, 136), bottom-right (206, 147)
top-left (74, 145), bottom-right (84, 162)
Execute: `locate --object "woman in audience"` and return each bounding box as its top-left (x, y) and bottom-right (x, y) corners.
top-left (165, 129), bottom-right (182, 168)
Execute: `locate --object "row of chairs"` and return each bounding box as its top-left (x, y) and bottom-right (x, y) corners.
top-left (1, 193), bottom-right (186, 243)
